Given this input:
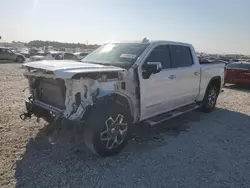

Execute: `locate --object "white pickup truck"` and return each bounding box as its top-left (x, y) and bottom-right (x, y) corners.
top-left (20, 40), bottom-right (225, 157)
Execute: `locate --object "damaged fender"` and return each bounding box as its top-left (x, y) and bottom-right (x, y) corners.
top-left (21, 61), bottom-right (139, 123)
top-left (63, 78), bottom-right (116, 120)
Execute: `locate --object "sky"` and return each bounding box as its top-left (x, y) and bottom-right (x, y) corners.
top-left (0, 0), bottom-right (250, 54)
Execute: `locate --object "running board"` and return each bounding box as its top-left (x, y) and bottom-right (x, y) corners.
top-left (145, 104), bottom-right (201, 126)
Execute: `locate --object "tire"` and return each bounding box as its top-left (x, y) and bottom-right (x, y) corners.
top-left (201, 85), bottom-right (219, 113)
top-left (16, 56), bottom-right (24, 63)
top-left (83, 99), bottom-right (132, 157)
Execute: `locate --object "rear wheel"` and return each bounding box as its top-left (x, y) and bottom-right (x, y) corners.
top-left (83, 100), bottom-right (132, 157)
top-left (201, 85), bottom-right (219, 113)
top-left (16, 56), bottom-right (24, 63)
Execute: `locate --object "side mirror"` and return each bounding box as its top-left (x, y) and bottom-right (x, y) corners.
top-left (142, 62), bottom-right (162, 79)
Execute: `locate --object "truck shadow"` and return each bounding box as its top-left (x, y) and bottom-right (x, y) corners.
top-left (224, 84), bottom-right (250, 93)
top-left (14, 108), bottom-right (250, 187)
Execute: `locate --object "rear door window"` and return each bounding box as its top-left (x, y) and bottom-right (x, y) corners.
top-left (169, 45), bottom-right (193, 68)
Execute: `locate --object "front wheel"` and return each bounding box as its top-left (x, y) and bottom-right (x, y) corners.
top-left (201, 85), bottom-right (219, 113)
top-left (16, 56), bottom-right (24, 63)
top-left (83, 100), bottom-right (132, 157)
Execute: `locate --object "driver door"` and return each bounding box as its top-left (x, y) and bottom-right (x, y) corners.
top-left (138, 45), bottom-right (180, 120)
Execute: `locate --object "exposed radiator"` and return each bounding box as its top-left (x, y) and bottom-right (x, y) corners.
top-left (36, 78), bottom-right (66, 109)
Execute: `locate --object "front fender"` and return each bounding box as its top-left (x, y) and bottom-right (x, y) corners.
top-left (96, 89), bottom-right (114, 98)
top-left (95, 92), bottom-right (134, 118)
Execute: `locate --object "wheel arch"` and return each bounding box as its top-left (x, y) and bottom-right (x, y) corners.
top-left (16, 55), bottom-right (25, 62)
top-left (203, 76), bottom-right (221, 101)
top-left (98, 93), bottom-right (134, 116)
top-left (207, 76), bottom-right (221, 90)
top-left (82, 92), bottom-right (134, 122)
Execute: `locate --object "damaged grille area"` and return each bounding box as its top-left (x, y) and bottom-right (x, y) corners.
top-left (36, 78), bottom-right (66, 109)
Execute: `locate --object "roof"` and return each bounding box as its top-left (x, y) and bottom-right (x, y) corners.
top-left (104, 39), bottom-right (192, 47)
top-left (149, 40), bottom-right (192, 47)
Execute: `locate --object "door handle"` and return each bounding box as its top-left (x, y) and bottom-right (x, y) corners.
top-left (168, 75), bottom-right (176, 79)
top-left (194, 72), bottom-right (198, 76)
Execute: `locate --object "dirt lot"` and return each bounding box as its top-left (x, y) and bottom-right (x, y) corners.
top-left (0, 63), bottom-right (250, 188)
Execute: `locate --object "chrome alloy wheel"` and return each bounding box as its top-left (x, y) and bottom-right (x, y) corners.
top-left (207, 88), bottom-right (217, 108)
top-left (100, 114), bottom-right (128, 150)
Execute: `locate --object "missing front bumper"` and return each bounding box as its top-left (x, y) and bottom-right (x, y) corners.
top-left (20, 97), bottom-right (63, 122)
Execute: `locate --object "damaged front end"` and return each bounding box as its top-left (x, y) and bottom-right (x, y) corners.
top-left (20, 96), bottom-right (63, 122)
top-left (20, 66), bottom-right (131, 124)
top-left (20, 75), bottom-right (68, 122)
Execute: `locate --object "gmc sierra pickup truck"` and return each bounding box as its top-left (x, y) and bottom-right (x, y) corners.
top-left (20, 40), bottom-right (225, 157)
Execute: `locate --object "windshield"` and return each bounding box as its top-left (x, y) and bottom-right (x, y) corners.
top-left (81, 43), bottom-right (149, 69)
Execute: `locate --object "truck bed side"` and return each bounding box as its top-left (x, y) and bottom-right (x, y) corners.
top-left (196, 63), bottom-right (225, 101)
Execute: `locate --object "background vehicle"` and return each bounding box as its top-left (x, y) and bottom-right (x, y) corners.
top-left (213, 60), bottom-right (228, 65)
top-left (225, 61), bottom-right (250, 85)
top-left (61, 52), bottom-right (78, 60)
top-left (19, 50), bottom-right (30, 58)
top-left (29, 48), bottom-right (44, 56)
top-left (29, 52), bottom-right (53, 61)
top-left (0, 47), bottom-right (25, 63)
top-left (30, 52), bottom-right (78, 61)
top-left (20, 40), bottom-right (225, 157)
top-left (13, 49), bottom-right (30, 58)
top-left (74, 52), bottom-right (90, 60)
top-left (199, 58), bottom-right (227, 65)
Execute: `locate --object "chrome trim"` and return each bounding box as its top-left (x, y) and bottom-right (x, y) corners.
top-left (33, 100), bottom-right (63, 114)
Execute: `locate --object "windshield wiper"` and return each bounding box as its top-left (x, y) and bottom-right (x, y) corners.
top-left (81, 60), bottom-right (103, 65)
top-left (82, 60), bottom-right (115, 66)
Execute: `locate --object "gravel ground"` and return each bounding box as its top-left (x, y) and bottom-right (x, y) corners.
top-left (0, 63), bottom-right (250, 188)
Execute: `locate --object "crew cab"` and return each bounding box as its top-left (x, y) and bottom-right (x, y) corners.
top-left (20, 40), bottom-right (225, 157)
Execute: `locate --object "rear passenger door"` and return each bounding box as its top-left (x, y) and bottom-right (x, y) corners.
top-left (168, 45), bottom-right (200, 107)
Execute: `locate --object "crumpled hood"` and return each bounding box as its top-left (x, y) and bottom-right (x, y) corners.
top-left (22, 60), bottom-right (125, 78)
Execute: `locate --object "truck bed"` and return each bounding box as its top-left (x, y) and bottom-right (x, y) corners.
top-left (196, 62), bottom-right (225, 101)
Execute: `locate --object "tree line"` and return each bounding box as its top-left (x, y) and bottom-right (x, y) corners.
top-left (27, 40), bottom-right (100, 49)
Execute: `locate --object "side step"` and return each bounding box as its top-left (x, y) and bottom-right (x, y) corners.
top-left (145, 104), bottom-right (201, 126)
